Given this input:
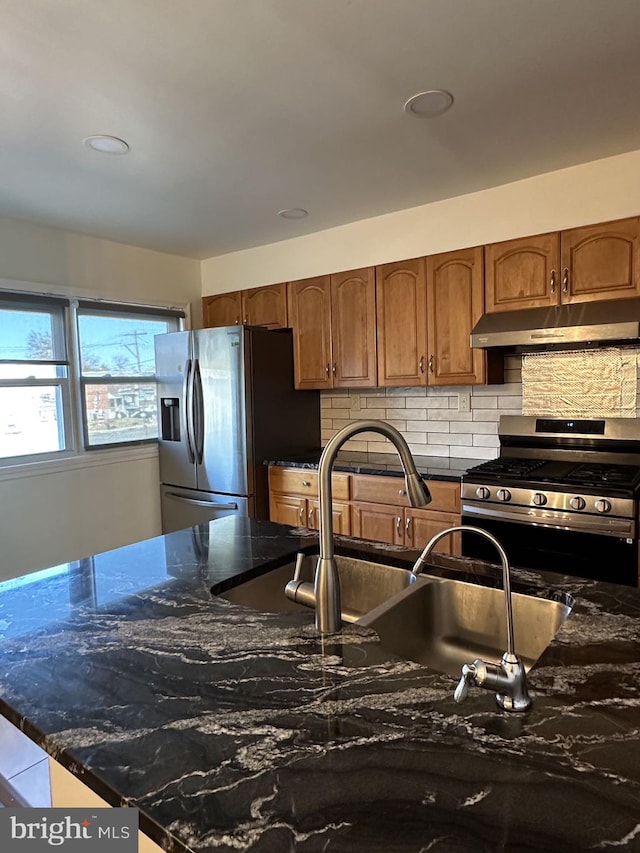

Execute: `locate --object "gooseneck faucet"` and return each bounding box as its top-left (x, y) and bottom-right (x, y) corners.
top-left (288, 420), bottom-right (432, 634)
top-left (412, 525), bottom-right (531, 712)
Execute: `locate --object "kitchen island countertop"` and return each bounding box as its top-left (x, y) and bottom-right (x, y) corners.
top-left (1, 517), bottom-right (640, 851)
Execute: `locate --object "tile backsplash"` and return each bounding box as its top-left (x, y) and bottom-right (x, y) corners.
top-left (521, 347), bottom-right (637, 417)
top-left (321, 355), bottom-right (522, 460)
top-left (320, 349), bottom-right (640, 460)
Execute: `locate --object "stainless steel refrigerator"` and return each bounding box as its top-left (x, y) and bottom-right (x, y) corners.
top-left (155, 326), bottom-right (320, 534)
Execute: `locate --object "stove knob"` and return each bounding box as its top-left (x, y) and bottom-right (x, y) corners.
top-left (475, 487), bottom-right (491, 500)
top-left (570, 496), bottom-right (586, 511)
top-left (496, 488), bottom-right (512, 502)
top-left (532, 492), bottom-right (547, 506)
top-left (595, 498), bottom-right (612, 514)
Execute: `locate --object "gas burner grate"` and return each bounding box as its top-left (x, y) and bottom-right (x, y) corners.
top-left (468, 458), bottom-right (547, 479)
top-left (565, 463), bottom-right (640, 489)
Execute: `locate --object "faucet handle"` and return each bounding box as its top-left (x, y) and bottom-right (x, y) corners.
top-left (454, 662), bottom-right (477, 703)
top-left (453, 656), bottom-right (531, 712)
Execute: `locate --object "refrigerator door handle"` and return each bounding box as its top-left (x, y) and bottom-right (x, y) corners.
top-left (164, 492), bottom-right (239, 510)
top-left (183, 358), bottom-right (196, 464)
top-left (193, 358), bottom-right (205, 465)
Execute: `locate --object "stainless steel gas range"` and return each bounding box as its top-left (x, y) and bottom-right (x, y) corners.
top-left (461, 416), bottom-right (640, 587)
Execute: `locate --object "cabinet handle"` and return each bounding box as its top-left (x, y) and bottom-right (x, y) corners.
top-left (235, 317), bottom-right (240, 325)
top-left (419, 356), bottom-right (425, 374)
top-left (398, 489), bottom-right (406, 496)
top-left (562, 268), bottom-right (569, 293)
top-left (405, 516), bottom-right (412, 540)
top-left (244, 315), bottom-right (249, 324)
top-left (428, 354), bottom-right (434, 373)
top-left (325, 363), bottom-right (330, 377)
top-left (332, 363), bottom-right (337, 377)
top-left (550, 269), bottom-right (557, 294)
top-left (299, 506), bottom-right (305, 525)
top-left (308, 506), bottom-right (315, 527)
top-left (396, 516), bottom-right (402, 537)
top-left (301, 480), bottom-right (311, 487)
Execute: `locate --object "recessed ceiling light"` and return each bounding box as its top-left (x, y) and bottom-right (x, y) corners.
top-left (403, 90), bottom-right (454, 118)
top-left (84, 135), bottom-right (130, 154)
top-left (278, 208), bottom-right (308, 220)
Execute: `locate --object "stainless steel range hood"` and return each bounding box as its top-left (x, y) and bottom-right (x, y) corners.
top-left (470, 298), bottom-right (640, 350)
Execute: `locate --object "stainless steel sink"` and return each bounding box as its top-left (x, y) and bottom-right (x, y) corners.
top-left (359, 576), bottom-right (574, 676)
top-left (216, 554), bottom-right (417, 622)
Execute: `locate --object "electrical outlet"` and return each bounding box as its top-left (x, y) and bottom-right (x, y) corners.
top-left (458, 392), bottom-right (471, 412)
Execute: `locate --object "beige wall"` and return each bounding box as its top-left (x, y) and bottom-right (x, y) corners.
top-left (0, 217), bottom-right (201, 581)
top-left (201, 148), bottom-right (640, 293)
top-left (0, 215), bottom-right (202, 321)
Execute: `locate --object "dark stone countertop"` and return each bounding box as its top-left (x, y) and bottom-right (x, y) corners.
top-left (1, 517), bottom-right (640, 851)
top-left (266, 450), bottom-right (488, 481)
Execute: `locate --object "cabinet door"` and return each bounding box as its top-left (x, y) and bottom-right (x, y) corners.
top-left (202, 292), bottom-right (242, 327)
top-left (424, 480), bottom-right (461, 514)
top-left (561, 218), bottom-right (640, 304)
top-left (269, 467), bottom-right (351, 501)
top-left (287, 277), bottom-right (333, 390)
top-left (308, 499), bottom-right (351, 535)
top-left (427, 246), bottom-right (486, 386)
top-left (351, 473), bottom-right (410, 506)
top-left (484, 233), bottom-right (560, 313)
top-left (269, 494), bottom-right (308, 527)
top-left (351, 502), bottom-right (403, 545)
top-left (376, 258), bottom-right (428, 387)
top-left (405, 509), bottom-right (461, 555)
top-left (241, 283), bottom-right (288, 328)
top-left (330, 267), bottom-right (377, 387)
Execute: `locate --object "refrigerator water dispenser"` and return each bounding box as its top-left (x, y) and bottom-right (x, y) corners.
top-left (161, 398), bottom-right (180, 441)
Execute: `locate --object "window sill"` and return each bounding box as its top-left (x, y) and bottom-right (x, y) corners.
top-left (0, 443), bottom-right (159, 483)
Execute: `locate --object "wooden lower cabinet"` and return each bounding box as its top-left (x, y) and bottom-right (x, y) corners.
top-left (405, 508), bottom-right (461, 554)
top-left (309, 499), bottom-right (351, 535)
top-left (268, 467), bottom-right (461, 553)
top-left (268, 467), bottom-right (351, 534)
top-left (269, 495), bottom-right (351, 534)
top-left (269, 493), bottom-right (308, 528)
top-left (351, 502), bottom-right (403, 545)
top-left (343, 473), bottom-right (461, 553)
top-left (351, 503), bottom-right (460, 555)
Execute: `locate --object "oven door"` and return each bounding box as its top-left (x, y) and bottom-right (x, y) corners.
top-left (461, 508), bottom-right (638, 587)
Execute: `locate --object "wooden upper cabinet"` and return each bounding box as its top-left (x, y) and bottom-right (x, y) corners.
top-left (242, 283), bottom-right (288, 328)
top-left (288, 268), bottom-right (377, 390)
top-left (484, 218), bottom-right (640, 312)
top-left (287, 276), bottom-right (333, 390)
top-left (484, 232), bottom-right (560, 313)
top-left (561, 218), bottom-right (640, 304)
top-left (330, 267), bottom-right (377, 388)
top-left (202, 292), bottom-right (242, 327)
top-left (376, 258), bottom-right (428, 387)
top-left (427, 246), bottom-right (486, 385)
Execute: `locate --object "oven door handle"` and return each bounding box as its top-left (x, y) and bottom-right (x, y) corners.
top-left (461, 502), bottom-right (635, 539)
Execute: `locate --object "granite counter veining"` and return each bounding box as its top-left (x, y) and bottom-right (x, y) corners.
top-left (1, 517), bottom-right (640, 851)
top-left (266, 449), bottom-right (488, 481)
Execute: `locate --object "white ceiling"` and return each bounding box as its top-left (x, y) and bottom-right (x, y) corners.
top-left (3, 0), bottom-right (640, 259)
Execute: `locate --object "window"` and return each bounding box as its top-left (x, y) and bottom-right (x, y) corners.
top-left (77, 304), bottom-right (180, 447)
top-left (0, 294), bottom-right (73, 462)
top-left (0, 291), bottom-right (184, 464)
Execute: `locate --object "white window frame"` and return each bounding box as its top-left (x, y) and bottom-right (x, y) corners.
top-left (0, 294), bottom-right (76, 466)
top-left (76, 301), bottom-right (182, 450)
top-left (0, 288), bottom-right (185, 468)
